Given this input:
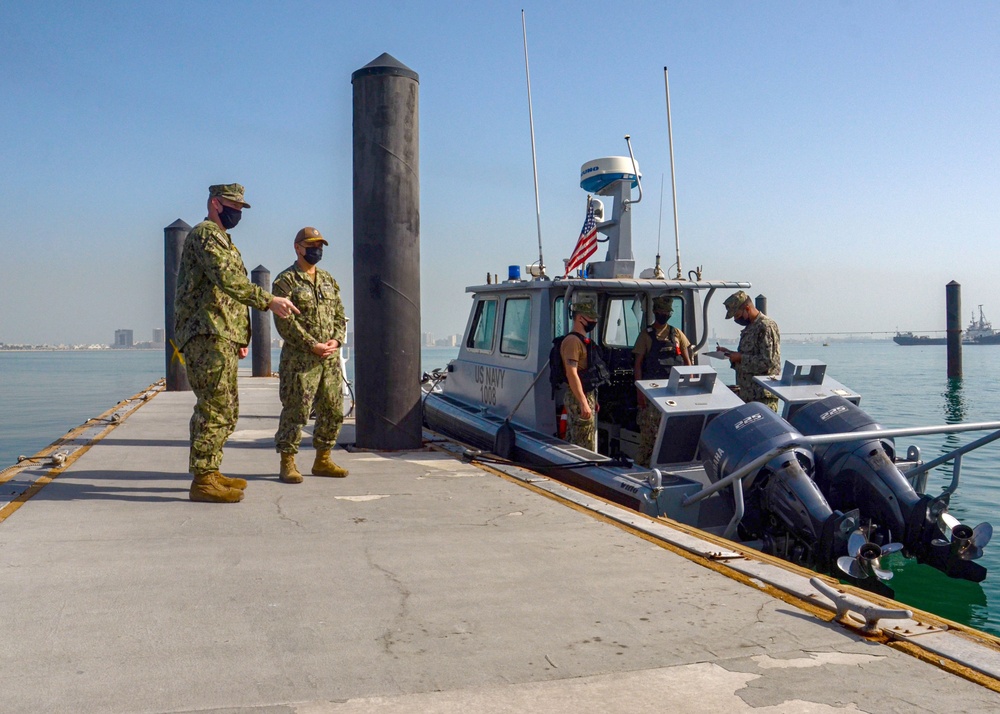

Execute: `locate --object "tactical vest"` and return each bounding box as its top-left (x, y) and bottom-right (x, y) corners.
top-left (641, 325), bottom-right (685, 380)
top-left (552, 332), bottom-right (610, 395)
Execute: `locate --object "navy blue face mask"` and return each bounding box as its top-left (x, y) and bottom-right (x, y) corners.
top-left (303, 246), bottom-right (323, 265)
top-left (218, 205), bottom-right (242, 229)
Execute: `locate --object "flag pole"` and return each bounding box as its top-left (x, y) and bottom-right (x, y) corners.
top-left (522, 10), bottom-right (546, 278)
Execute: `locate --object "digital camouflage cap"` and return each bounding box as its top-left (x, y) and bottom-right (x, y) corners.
top-left (572, 298), bottom-right (598, 320)
top-left (209, 183), bottom-right (251, 208)
top-left (652, 295), bottom-right (675, 313)
top-left (724, 290), bottom-right (751, 319)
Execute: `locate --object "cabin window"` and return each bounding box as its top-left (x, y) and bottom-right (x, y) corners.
top-left (500, 297), bottom-right (531, 356)
top-left (603, 297), bottom-right (643, 348)
top-left (467, 299), bottom-right (498, 352)
top-left (553, 296), bottom-right (568, 338)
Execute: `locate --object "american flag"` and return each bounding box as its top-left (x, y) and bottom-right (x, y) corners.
top-left (564, 202), bottom-right (598, 277)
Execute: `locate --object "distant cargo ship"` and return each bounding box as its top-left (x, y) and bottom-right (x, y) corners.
top-left (894, 305), bottom-right (999, 345)
top-left (893, 332), bottom-right (946, 345)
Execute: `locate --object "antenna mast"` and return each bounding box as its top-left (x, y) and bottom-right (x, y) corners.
top-left (522, 10), bottom-right (546, 277)
top-left (653, 174), bottom-right (665, 278)
top-left (664, 67), bottom-right (682, 280)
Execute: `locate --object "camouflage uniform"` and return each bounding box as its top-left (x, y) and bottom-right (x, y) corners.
top-left (565, 390), bottom-right (597, 451)
top-left (632, 323), bottom-right (691, 467)
top-left (735, 313), bottom-right (781, 411)
top-left (272, 265), bottom-right (347, 453)
top-left (561, 297), bottom-right (600, 451)
top-left (175, 216), bottom-right (272, 475)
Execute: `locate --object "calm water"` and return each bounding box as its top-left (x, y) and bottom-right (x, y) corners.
top-left (2, 341), bottom-right (1000, 634)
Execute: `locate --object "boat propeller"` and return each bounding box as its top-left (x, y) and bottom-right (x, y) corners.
top-left (932, 513), bottom-right (993, 562)
top-left (837, 529), bottom-right (903, 583)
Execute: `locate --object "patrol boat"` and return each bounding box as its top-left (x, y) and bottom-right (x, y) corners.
top-left (421, 148), bottom-right (996, 594)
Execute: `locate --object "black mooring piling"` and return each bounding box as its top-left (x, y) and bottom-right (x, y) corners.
top-left (164, 219), bottom-right (192, 392)
top-left (755, 294), bottom-right (767, 315)
top-left (352, 53), bottom-right (421, 450)
top-left (947, 280), bottom-right (962, 378)
top-left (251, 265), bottom-right (271, 377)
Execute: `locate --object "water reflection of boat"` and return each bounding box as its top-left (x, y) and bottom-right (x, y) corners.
top-left (421, 136), bottom-right (998, 600)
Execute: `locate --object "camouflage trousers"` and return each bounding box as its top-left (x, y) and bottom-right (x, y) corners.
top-left (275, 351), bottom-right (344, 454)
top-left (565, 390), bottom-right (597, 451)
top-left (182, 335), bottom-right (240, 475)
top-left (636, 403), bottom-right (662, 468)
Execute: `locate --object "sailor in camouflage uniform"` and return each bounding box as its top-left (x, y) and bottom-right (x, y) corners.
top-left (273, 227), bottom-right (349, 483)
top-left (632, 294), bottom-right (692, 467)
top-left (720, 290), bottom-right (781, 412)
top-left (561, 298), bottom-right (601, 451)
top-left (175, 183), bottom-right (299, 503)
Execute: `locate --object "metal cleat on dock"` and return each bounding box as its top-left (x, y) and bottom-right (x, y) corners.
top-left (810, 577), bottom-right (912, 636)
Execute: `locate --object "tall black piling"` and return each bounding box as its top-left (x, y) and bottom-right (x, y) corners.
top-left (164, 219), bottom-right (191, 392)
top-left (251, 265), bottom-right (272, 377)
top-left (755, 294), bottom-right (767, 315)
top-left (947, 280), bottom-right (962, 378)
top-left (352, 53), bottom-right (421, 450)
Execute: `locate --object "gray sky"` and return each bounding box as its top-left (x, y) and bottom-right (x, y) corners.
top-left (2, 1), bottom-right (998, 345)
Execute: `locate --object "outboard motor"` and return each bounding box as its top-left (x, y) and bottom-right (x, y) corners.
top-left (790, 395), bottom-right (991, 582)
top-left (699, 402), bottom-right (855, 571)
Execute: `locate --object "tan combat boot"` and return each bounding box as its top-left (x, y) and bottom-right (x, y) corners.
top-left (312, 449), bottom-right (349, 478)
top-left (189, 471), bottom-right (244, 503)
top-left (212, 471), bottom-right (247, 490)
top-left (279, 453), bottom-right (303, 484)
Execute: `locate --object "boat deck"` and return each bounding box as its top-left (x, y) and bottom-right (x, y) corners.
top-left (2, 374), bottom-right (1000, 713)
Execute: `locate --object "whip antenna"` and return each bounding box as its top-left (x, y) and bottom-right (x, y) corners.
top-left (654, 173), bottom-right (665, 279)
top-left (664, 67), bottom-right (682, 280)
top-left (522, 10), bottom-right (546, 277)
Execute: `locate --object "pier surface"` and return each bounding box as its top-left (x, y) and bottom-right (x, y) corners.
top-left (2, 376), bottom-right (1000, 713)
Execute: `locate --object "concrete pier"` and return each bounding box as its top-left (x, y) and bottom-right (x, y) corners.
top-left (2, 376), bottom-right (1000, 713)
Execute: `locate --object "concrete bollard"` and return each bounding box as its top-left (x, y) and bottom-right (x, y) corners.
top-left (164, 219), bottom-right (191, 392)
top-left (946, 281), bottom-right (962, 379)
top-left (251, 265), bottom-right (271, 377)
top-left (352, 53), bottom-right (422, 450)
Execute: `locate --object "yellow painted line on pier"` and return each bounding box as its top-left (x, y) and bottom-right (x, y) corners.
top-left (0, 381), bottom-right (164, 523)
top-left (429, 441), bottom-right (1000, 695)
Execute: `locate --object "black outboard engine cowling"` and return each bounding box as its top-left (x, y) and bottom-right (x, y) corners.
top-left (790, 395), bottom-right (988, 582)
top-left (699, 402), bottom-right (853, 571)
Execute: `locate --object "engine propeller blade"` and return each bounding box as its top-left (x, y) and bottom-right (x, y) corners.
top-left (837, 556), bottom-right (865, 579)
top-left (847, 531), bottom-right (867, 558)
top-left (838, 532), bottom-right (900, 582)
top-left (973, 522), bottom-right (993, 549)
top-left (939, 512), bottom-right (961, 534)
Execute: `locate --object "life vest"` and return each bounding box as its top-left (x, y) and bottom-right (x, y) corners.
top-left (641, 325), bottom-right (685, 380)
top-left (549, 332), bottom-right (611, 396)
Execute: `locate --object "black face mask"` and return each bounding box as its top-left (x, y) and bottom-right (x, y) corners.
top-left (583, 320), bottom-right (597, 333)
top-left (218, 205), bottom-right (242, 229)
top-left (653, 312), bottom-right (671, 325)
top-left (734, 315), bottom-right (751, 327)
top-left (303, 246), bottom-right (323, 265)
